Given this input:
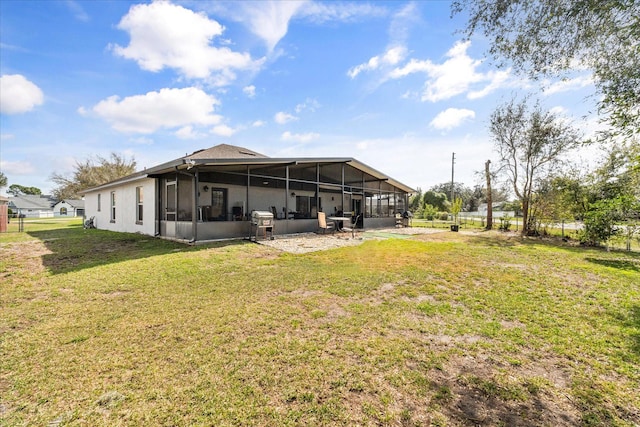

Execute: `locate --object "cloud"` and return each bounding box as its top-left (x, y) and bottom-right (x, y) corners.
top-left (388, 40), bottom-right (512, 102)
top-left (298, 2), bottom-right (388, 24)
top-left (111, 2), bottom-right (261, 83)
top-left (295, 98), bottom-right (320, 113)
top-left (274, 111), bottom-right (298, 124)
top-left (0, 74), bottom-right (44, 114)
top-left (211, 124), bottom-right (236, 137)
top-left (429, 108), bottom-right (475, 131)
top-left (65, 0), bottom-right (90, 22)
top-left (281, 131), bottom-right (319, 143)
top-left (543, 75), bottom-right (594, 96)
top-left (252, 120), bottom-right (266, 127)
top-left (348, 45), bottom-right (407, 79)
top-left (0, 159), bottom-right (36, 175)
top-left (240, 1), bottom-right (307, 51)
top-left (175, 126), bottom-right (205, 140)
top-left (91, 87), bottom-right (222, 133)
top-left (243, 85), bottom-right (256, 98)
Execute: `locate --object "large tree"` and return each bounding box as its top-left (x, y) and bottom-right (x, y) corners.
top-left (7, 184), bottom-right (42, 196)
top-left (51, 153), bottom-right (136, 200)
top-left (0, 172), bottom-right (7, 190)
top-left (452, 0), bottom-right (640, 134)
top-left (490, 99), bottom-right (582, 235)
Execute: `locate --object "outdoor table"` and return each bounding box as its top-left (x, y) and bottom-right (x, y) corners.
top-left (327, 216), bottom-right (352, 232)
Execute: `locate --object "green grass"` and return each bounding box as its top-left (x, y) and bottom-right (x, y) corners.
top-left (1, 221), bottom-right (639, 426)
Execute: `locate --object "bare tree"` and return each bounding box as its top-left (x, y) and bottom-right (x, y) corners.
top-left (490, 99), bottom-right (582, 235)
top-left (51, 153), bottom-right (136, 200)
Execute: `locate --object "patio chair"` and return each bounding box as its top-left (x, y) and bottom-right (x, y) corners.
top-left (317, 212), bottom-right (335, 234)
top-left (342, 213), bottom-right (362, 238)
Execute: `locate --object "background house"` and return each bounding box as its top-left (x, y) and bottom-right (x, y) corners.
top-left (53, 199), bottom-right (85, 217)
top-left (7, 195), bottom-right (57, 218)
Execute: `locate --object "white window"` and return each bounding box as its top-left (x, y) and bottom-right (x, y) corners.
top-left (136, 186), bottom-right (143, 224)
top-left (110, 191), bottom-right (116, 222)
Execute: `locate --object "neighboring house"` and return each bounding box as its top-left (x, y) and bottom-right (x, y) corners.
top-left (53, 199), bottom-right (85, 217)
top-left (7, 195), bottom-right (56, 218)
top-left (82, 144), bottom-right (415, 243)
top-left (471, 203), bottom-right (515, 218)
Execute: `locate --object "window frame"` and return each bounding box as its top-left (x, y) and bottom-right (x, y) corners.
top-left (110, 191), bottom-right (116, 223)
top-left (135, 186), bottom-right (143, 224)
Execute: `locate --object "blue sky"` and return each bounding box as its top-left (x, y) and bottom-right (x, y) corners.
top-left (0, 0), bottom-right (601, 196)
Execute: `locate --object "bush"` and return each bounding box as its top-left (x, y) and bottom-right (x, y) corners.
top-left (437, 212), bottom-right (449, 221)
top-left (422, 204), bottom-right (437, 220)
top-left (499, 216), bottom-right (512, 231)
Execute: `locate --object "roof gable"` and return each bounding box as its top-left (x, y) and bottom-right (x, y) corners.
top-left (184, 144), bottom-right (268, 160)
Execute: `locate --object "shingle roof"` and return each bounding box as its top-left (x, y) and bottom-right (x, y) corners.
top-left (184, 144), bottom-right (268, 160)
top-left (8, 195), bottom-right (56, 210)
top-left (59, 199), bottom-right (85, 208)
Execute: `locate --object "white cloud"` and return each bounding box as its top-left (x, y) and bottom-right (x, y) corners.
top-left (243, 85), bottom-right (256, 98)
top-left (91, 87), bottom-right (222, 133)
top-left (0, 159), bottom-right (36, 175)
top-left (1, 133), bottom-right (15, 140)
top-left (281, 131), bottom-right (319, 143)
top-left (211, 124), bottom-right (236, 137)
top-left (0, 74), bottom-right (44, 114)
top-left (348, 45), bottom-right (407, 78)
top-left (240, 1), bottom-right (307, 51)
top-left (274, 111), bottom-right (298, 124)
top-left (175, 126), bottom-right (205, 140)
top-left (467, 69), bottom-right (512, 99)
top-left (252, 120), bottom-right (266, 127)
top-left (65, 0), bottom-right (90, 22)
top-left (295, 98), bottom-right (320, 113)
top-left (429, 108), bottom-right (475, 131)
top-left (298, 2), bottom-right (388, 24)
top-left (388, 40), bottom-right (512, 102)
top-left (543, 75), bottom-right (594, 96)
top-left (111, 2), bottom-right (261, 83)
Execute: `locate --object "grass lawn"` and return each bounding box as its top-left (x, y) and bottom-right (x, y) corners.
top-left (1, 219), bottom-right (639, 426)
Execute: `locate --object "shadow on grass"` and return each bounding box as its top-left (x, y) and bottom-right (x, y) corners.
top-left (585, 257), bottom-right (640, 273)
top-left (625, 305), bottom-right (640, 356)
top-left (27, 226), bottom-right (246, 275)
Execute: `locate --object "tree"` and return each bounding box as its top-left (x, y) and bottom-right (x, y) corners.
top-left (451, 197), bottom-right (463, 224)
top-left (7, 184), bottom-right (42, 196)
top-left (452, 0), bottom-right (640, 135)
top-left (50, 153), bottom-right (136, 200)
top-left (0, 172), bottom-right (7, 190)
top-left (580, 137), bottom-right (640, 246)
top-left (490, 99), bottom-right (582, 235)
top-left (423, 190), bottom-right (450, 212)
top-left (484, 160), bottom-right (493, 230)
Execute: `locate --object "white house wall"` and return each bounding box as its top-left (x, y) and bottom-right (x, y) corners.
top-left (84, 178), bottom-right (156, 236)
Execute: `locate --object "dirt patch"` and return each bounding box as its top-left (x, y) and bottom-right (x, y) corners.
top-left (0, 240), bottom-right (51, 279)
top-left (431, 354), bottom-right (580, 426)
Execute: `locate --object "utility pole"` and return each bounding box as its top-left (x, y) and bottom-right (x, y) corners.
top-left (450, 152), bottom-right (455, 203)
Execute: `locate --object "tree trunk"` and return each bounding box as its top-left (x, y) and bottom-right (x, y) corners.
top-left (485, 160), bottom-right (493, 230)
top-left (521, 198), bottom-right (530, 235)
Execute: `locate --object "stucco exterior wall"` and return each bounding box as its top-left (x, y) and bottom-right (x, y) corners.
top-left (84, 178), bottom-right (157, 236)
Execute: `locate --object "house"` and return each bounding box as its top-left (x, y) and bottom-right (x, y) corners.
top-left (7, 195), bottom-right (57, 218)
top-left (82, 144), bottom-right (415, 243)
top-left (53, 199), bottom-right (85, 217)
top-left (471, 203), bottom-right (515, 218)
